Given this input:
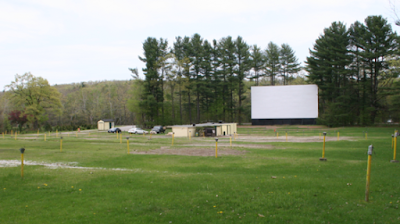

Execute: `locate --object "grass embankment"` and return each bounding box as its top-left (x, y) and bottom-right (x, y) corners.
top-left (1, 126), bottom-right (399, 223)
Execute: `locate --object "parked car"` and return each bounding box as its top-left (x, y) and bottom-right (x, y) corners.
top-left (135, 128), bottom-right (148, 134)
top-left (151, 125), bottom-right (165, 134)
top-left (128, 128), bottom-right (139, 134)
top-left (108, 128), bottom-right (121, 133)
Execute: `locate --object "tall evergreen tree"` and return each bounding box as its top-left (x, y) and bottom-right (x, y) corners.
top-left (265, 42), bottom-right (280, 85)
top-left (249, 44), bottom-right (265, 86)
top-left (279, 44), bottom-right (300, 85)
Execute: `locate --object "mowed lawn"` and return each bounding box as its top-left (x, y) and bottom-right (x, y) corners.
top-left (1, 126), bottom-right (399, 223)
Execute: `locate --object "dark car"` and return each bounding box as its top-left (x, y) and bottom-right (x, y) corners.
top-left (108, 128), bottom-right (121, 133)
top-left (151, 126), bottom-right (165, 134)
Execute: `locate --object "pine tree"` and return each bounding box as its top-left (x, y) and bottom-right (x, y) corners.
top-left (279, 44), bottom-right (300, 85)
top-left (265, 42), bottom-right (280, 85)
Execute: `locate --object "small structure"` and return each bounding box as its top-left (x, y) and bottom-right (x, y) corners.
top-left (97, 119), bottom-right (114, 130)
top-left (171, 122), bottom-right (237, 137)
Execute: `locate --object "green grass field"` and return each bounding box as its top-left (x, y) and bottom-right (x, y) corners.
top-left (1, 126), bottom-right (400, 223)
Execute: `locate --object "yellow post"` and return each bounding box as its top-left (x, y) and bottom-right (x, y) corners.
top-left (44, 134), bottom-right (46, 141)
top-left (5, 130), bottom-right (7, 135)
top-left (15, 132), bottom-right (17, 140)
top-left (20, 148), bottom-right (25, 178)
top-left (322, 135), bottom-right (326, 158)
top-left (215, 138), bottom-right (218, 158)
top-left (76, 132), bottom-right (78, 137)
top-left (392, 134), bottom-right (394, 149)
top-left (365, 132), bottom-right (368, 140)
top-left (230, 136), bottom-right (232, 147)
top-left (277, 132), bottom-right (279, 138)
top-left (127, 137), bottom-right (130, 154)
top-left (60, 137), bottom-right (63, 152)
top-left (337, 132), bottom-right (339, 141)
top-left (171, 132), bottom-right (175, 146)
top-left (394, 135), bottom-right (397, 161)
top-left (286, 132), bottom-right (288, 142)
top-left (68, 133), bottom-right (70, 137)
top-left (21, 153), bottom-right (24, 178)
top-left (365, 145), bottom-right (373, 202)
top-left (320, 132), bottom-right (327, 161)
top-left (392, 134), bottom-right (398, 163)
top-left (150, 132), bottom-right (152, 140)
top-left (2, 132), bottom-right (4, 139)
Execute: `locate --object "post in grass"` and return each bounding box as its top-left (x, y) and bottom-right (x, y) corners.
top-left (392, 134), bottom-right (394, 149)
top-left (60, 137), bottom-right (63, 152)
top-left (126, 137), bottom-right (130, 154)
top-left (149, 132), bottom-right (152, 140)
top-left (337, 131), bottom-right (340, 141)
top-left (215, 138), bottom-right (218, 158)
top-left (171, 132), bottom-right (175, 146)
top-left (116, 131), bottom-right (119, 139)
top-left (391, 132), bottom-right (399, 163)
top-left (20, 148), bottom-right (25, 178)
top-left (365, 131), bottom-right (368, 140)
top-left (320, 132), bottom-right (327, 161)
top-left (365, 145), bottom-right (373, 202)
top-left (2, 132), bottom-right (4, 139)
top-left (14, 132), bottom-right (17, 140)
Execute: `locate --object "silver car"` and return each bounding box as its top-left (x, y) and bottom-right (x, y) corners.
top-left (134, 128), bottom-right (148, 134)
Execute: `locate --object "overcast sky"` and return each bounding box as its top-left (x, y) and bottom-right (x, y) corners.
top-left (1, 0), bottom-right (399, 90)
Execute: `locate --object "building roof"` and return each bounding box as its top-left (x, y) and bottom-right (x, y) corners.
top-left (171, 122), bottom-right (236, 128)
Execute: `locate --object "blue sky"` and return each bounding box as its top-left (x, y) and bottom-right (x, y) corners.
top-left (1, 0), bottom-right (399, 90)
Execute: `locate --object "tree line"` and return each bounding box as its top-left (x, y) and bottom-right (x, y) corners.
top-left (134, 34), bottom-right (301, 127)
top-left (7, 15), bottom-right (398, 131)
top-left (306, 15), bottom-right (400, 126)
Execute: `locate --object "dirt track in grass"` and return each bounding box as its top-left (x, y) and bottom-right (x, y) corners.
top-left (130, 146), bottom-right (248, 157)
